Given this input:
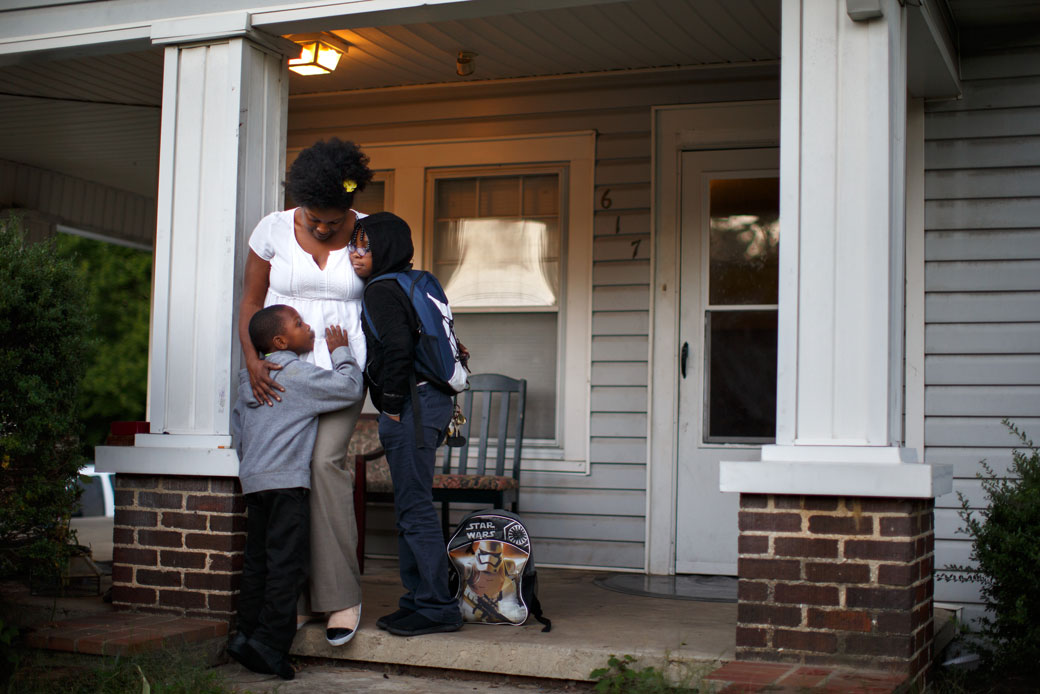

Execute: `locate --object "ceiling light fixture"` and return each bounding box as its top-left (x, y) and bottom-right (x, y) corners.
top-left (456, 50), bottom-right (477, 77)
top-left (287, 33), bottom-right (350, 75)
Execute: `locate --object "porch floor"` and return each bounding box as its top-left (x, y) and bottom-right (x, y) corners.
top-left (289, 558), bottom-right (737, 682)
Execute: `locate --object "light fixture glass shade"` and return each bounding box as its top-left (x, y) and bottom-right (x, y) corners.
top-left (289, 38), bottom-right (344, 75)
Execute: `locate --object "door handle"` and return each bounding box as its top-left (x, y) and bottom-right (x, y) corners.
top-left (680, 342), bottom-right (689, 379)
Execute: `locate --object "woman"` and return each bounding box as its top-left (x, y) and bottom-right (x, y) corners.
top-left (238, 138), bottom-right (373, 646)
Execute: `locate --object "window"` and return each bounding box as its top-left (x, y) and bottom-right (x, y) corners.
top-left (429, 170), bottom-right (563, 440)
top-left (361, 132), bottom-right (595, 470)
top-left (704, 177), bottom-right (779, 443)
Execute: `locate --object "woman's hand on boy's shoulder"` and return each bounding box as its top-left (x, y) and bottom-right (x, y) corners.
top-left (246, 356), bottom-right (284, 407)
top-left (326, 324), bottom-right (349, 353)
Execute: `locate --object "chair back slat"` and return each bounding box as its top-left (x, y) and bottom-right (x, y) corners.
top-left (511, 380), bottom-right (526, 480)
top-left (476, 389), bottom-right (493, 475)
top-left (494, 391), bottom-right (510, 476)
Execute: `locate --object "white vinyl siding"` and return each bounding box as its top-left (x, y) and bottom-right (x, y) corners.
top-left (925, 39), bottom-right (1040, 625)
top-left (290, 66), bottom-right (778, 569)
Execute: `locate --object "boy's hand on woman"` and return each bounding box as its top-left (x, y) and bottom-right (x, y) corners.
top-left (326, 324), bottom-right (349, 353)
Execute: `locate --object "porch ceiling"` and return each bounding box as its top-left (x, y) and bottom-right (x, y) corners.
top-left (292, 0), bottom-right (780, 94)
top-left (0, 0), bottom-right (1034, 203)
top-left (0, 0), bottom-right (779, 200)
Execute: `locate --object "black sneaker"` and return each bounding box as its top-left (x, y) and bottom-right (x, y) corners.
top-left (376, 608), bottom-right (414, 631)
top-left (386, 612), bottom-right (462, 637)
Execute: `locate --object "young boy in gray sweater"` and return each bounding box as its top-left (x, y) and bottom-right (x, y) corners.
top-left (229, 304), bottom-right (363, 680)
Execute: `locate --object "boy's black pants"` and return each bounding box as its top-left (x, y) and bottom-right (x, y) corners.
top-left (237, 487), bottom-right (309, 655)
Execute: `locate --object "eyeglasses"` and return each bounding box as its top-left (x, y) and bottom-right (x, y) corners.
top-left (348, 218), bottom-right (369, 255)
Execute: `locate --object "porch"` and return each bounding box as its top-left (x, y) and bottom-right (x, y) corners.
top-left (14, 548), bottom-right (955, 693)
top-left (20, 518), bottom-right (952, 690)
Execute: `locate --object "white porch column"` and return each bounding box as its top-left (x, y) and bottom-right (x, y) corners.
top-left (97, 22), bottom-right (290, 475)
top-left (721, 0), bottom-right (949, 497)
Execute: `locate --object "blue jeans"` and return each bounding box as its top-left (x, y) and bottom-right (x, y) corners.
top-left (378, 384), bottom-right (461, 624)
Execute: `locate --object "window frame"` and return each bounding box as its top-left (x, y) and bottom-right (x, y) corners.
top-left (426, 164), bottom-right (566, 445)
top-left (700, 173), bottom-right (780, 445)
top-left (361, 133), bottom-right (595, 473)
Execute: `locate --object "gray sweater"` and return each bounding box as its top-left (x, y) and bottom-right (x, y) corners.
top-left (231, 346), bottom-right (363, 495)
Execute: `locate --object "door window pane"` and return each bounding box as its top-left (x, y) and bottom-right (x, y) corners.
top-left (708, 178), bottom-right (779, 305)
top-left (705, 310), bottom-right (777, 441)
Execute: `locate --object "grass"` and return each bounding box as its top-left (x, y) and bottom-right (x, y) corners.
top-left (590, 654), bottom-right (716, 694)
top-left (4, 646), bottom-right (238, 694)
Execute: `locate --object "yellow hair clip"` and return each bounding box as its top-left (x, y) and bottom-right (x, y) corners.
top-left (343, 179), bottom-right (357, 193)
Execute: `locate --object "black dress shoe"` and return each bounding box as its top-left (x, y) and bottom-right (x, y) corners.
top-left (386, 612), bottom-right (462, 637)
top-left (227, 639), bottom-right (274, 676)
top-left (376, 608), bottom-right (414, 631)
top-left (227, 631), bottom-right (249, 654)
top-left (235, 637), bottom-right (295, 680)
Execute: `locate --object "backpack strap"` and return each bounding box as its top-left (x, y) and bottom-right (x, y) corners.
top-left (360, 272), bottom-right (401, 340)
top-left (526, 571), bottom-right (552, 632)
top-left (364, 272), bottom-right (430, 448)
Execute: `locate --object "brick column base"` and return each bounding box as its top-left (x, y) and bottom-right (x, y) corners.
top-left (112, 475), bottom-right (245, 620)
top-left (736, 495), bottom-right (935, 686)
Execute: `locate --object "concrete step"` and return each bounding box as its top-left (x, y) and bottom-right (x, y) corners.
top-left (289, 561), bottom-right (736, 684)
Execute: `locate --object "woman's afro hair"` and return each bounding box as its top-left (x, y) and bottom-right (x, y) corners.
top-left (286, 138), bottom-right (374, 210)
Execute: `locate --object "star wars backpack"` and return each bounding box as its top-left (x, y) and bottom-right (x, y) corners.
top-left (447, 509), bottom-right (551, 631)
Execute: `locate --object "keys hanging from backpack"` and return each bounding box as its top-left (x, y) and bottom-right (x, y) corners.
top-left (445, 400), bottom-right (466, 447)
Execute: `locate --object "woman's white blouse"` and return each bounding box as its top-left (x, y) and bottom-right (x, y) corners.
top-left (248, 208), bottom-right (367, 370)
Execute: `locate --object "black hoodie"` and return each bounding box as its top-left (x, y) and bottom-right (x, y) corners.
top-left (358, 212), bottom-right (419, 416)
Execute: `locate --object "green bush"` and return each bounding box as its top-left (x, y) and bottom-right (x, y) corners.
top-left (0, 213), bottom-right (91, 579)
top-left (54, 233), bottom-right (150, 456)
top-left (939, 419), bottom-right (1040, 673)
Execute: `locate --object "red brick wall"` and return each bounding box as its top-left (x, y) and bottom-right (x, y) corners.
top-left (111, 474), bottom-right (245, 620)
top-left (736, 495), bottom-right (934, 684)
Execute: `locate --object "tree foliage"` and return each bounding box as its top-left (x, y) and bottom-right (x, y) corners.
top-left (939, 419), bottom-right (1040, 673)
top-left (0, 213), bottom-right (91, 577)
top-left (54, 233), bottom-right (150, 455)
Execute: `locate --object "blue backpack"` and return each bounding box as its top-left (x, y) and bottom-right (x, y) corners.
top-left (362, 269), bottom-right (468, 394)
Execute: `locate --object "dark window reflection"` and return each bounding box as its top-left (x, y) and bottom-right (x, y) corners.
top-left (708, 178), bottom-right (779, 306)
top-left (705, 310), bottom-right (777, 441)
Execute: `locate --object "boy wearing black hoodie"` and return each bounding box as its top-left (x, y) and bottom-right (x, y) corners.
top-left (349, 212), bottom-right (463, 637)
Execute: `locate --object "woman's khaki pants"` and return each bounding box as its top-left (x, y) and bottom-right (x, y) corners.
top-left (301, 400), bottom-right (364, 614)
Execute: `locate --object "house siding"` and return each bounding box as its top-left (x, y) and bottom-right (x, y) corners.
top-left (924, 39), bottom-right (1040, 624)
top-left (289, 66), bottom-right (778, 569)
